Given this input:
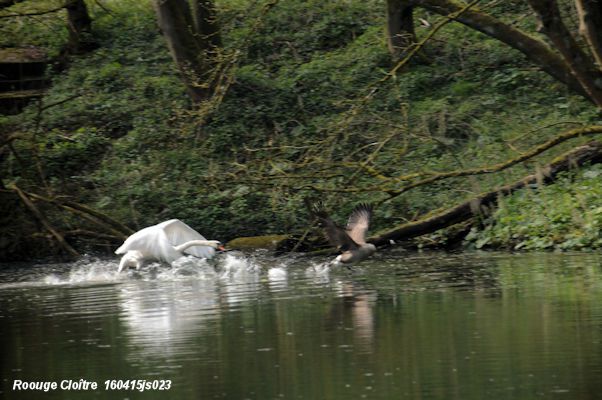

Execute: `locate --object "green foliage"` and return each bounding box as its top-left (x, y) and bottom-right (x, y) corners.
top-left (0, 0), bottom-right (69, 56)
top-left (1, 0), bottom-right (601, 256)
top-left (234, 0), bottom-right (382, 68)
top-left (41, 127), bottom-right (109, 177)
top-left (466, 165), bottom-right (602, 250)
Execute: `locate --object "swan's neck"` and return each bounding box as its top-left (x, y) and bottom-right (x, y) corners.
top-left (174, 240), bottom-right (214, 252)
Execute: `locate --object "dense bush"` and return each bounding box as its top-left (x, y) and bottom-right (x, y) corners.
top-left (467, 165), bottom-right (602, 250)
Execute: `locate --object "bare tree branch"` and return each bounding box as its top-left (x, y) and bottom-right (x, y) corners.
top-left (413, 0), bottom-right (588, 98)
top-left (11, 184), bottom-right (80, 258)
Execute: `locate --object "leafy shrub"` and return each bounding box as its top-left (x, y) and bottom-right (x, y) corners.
top-left (466, 165), bottom-right (602, 250)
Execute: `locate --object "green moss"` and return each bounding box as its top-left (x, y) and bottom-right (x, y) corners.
top-left (227, 235), bottom-right (292, 250)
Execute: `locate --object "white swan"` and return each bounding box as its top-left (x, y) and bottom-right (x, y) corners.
top-left (115, 219), bottom-right (223, 272)
top-left (310, 203), bottom-right (376, 266)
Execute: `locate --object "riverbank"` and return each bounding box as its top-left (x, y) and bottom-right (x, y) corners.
top-left (1, 1), bottom-right (600, 261)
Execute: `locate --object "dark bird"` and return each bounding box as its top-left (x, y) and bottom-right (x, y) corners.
top-left (309, 202), bottom-right (376, 266)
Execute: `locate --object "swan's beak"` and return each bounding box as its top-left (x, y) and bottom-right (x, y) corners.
top-left (217, 245), bottom-right (226, 252)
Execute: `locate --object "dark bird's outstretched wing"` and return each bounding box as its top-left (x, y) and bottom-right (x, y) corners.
top-left (346, 203), bottom-right (372, 245)
top-left (307, 201), bottom-right (359, 251)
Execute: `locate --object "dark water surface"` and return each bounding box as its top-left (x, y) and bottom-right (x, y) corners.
top-left (1, 251), bottom-right (601, 399)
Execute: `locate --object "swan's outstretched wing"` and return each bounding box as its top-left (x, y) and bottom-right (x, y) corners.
top-left (115, 225), bottom-right (161, 255)
top-left (115, 224), bottom-right (177, 262)
top-left (159, 219), bottom-right (215, 259)
top-left (346, 204), bottom-right (372, 245)
top-left (309, 203), bottom-right (359, 251)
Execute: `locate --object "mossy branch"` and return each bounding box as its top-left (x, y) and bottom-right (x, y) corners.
top-left (385, 125), bottom-right (602, 199)
top-left (0, 3), bottom-right (67, 19)
top-left (236, 125), bottom-right (602, 198)
top-left (414, 0), bottom-right (588, 98)
top-left (369, 140), bottom-right (602, 245)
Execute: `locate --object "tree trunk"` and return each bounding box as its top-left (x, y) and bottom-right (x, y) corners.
top-left (413, 0), bottom-right (589, 99)
top-left (386, 0), bottom-right (416, 61)
top-left (369, 140), bottom-right (602, 246)
top-left (527, 0), bottom-right (602, 107)
top-left (575, 0), bottom-right (602, 68)
top-left (64, 0), bottom-right (95, 54)
top-left (191, 0), bottom-right (222, 49)
top-left (154, 0), bottom-right (222, 104)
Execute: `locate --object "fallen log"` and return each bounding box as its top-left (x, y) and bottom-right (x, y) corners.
top-left (227, 235), bottom-right (293, 251)
top-left (369, 140), bottom-right (602, 246)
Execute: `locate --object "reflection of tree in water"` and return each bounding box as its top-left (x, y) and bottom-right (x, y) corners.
top-left (377, 252), bottom-right (503, 295)
top-left (430, 260), bottom-right (501, 294)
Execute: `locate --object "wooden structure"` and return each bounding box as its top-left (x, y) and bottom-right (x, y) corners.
top-left (0, 47), bottom-right (47, 114)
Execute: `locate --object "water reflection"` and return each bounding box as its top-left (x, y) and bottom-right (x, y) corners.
top-left (118, 279), bottom-right (221, 362)
top-left (1, 252), bottom-right (602, 399)
top-left (337, 283), bottom-right (377, 354)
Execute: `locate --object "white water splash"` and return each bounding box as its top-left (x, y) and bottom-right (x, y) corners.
top-left (39, 258), bottom-right (121, 286)
top-left (1, 252), bottom-right (330, 291)
top-left (305, 262), bottom-right (331, 283)
top-left (154, 256), bottom-right (218, 281)
top-left (268, 266), bottom-right (287, 281)
top-left (218, 253), bottom-right (261, 280)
